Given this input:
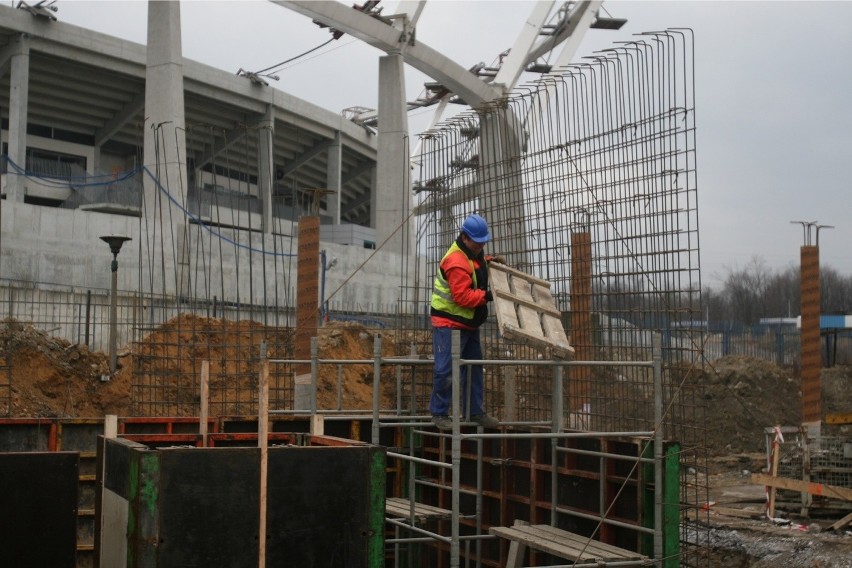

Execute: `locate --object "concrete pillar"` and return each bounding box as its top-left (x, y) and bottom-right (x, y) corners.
top-left (368, 164), bottom-right (377, 230)
top-left (92, 146), bottom-right (102, 174)
top-left (326, 130), bottom-right (342, 225)
top-left (479, 108), bottom-right (530, 270)
top-left (6, 33), bottom-right (30, 203)
top-left (257, 104), bottom-right (275, 232)
top-left (142, 0), bottom-right (190, 297)
top-left (375, 54), bottom-right (411, 257)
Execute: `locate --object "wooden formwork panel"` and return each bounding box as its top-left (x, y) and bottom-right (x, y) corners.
top-left (489, 263), bottom-right (573, 357)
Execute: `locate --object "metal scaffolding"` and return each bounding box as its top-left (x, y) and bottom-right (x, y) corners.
top-left (263, 331), bottom-right (679, 567)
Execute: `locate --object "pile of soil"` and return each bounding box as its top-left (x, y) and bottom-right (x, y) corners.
top-left (2, 317), bottom-right (849, 454)
top-left (703, 356), bottom-right (801, 455)
top-left (0, 319), bottom-right (125, 417)
top-left (0, 316), bottom-right (414, 418)
top-left (702, 356), bottom-right (852, 455)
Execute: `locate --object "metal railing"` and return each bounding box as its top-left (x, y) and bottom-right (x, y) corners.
top-left (265, 330), bottom-right (668, 568)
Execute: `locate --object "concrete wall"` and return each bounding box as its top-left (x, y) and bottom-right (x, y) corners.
top-left (0, 201), bottom-right (421, 345)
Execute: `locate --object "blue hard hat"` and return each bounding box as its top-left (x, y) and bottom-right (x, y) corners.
top-left (460, 214), bottom-right (491, 243)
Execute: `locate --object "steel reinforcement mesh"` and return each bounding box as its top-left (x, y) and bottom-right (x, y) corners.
top-left (411, 29), bottom-right (708, 565)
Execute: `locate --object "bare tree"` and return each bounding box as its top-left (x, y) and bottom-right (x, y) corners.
top-left (704, 257), bottom-right (851, 326)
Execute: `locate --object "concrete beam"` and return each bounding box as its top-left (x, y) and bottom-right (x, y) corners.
top-left (278, 139), bottom-right (333, 179)
top-left (0, 40), bottom-right (16, 77)
top-left (341, 160), bottom-right (373, 186)
top-left (94, 91), bottom-right (145, 147)
top-left (193, 127), bottom-right (248, 173)
top-left (526, 1), bottom-right (599, 66)
top-left (274, 0), bottom-right (502, 106)
top-left (493, 1), bottom-right (555, 90)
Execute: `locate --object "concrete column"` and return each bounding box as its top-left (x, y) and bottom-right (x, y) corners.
top-left (257, 104), bottom-right (274, 232)
top-left (369, 164), bottom-right (377, 230)
top-left (375, 54), bottom-right (411, 257)
top-left (142, 0), bottom-right (190, 298)
top-left (326, 130), bottom-right (342, 225)
top-left (7, 33), bottom-right (30, 203)
top-left (479, 108), bottom-right (530, 270)
top-left (91, 147), bottom-right (99, 174)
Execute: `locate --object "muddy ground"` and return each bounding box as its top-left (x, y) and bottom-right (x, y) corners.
top-left (1, 317), bottom-right (850, 566)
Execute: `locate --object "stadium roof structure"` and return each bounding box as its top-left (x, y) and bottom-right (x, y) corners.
top-left (0, 4), bottom-right (377, 225)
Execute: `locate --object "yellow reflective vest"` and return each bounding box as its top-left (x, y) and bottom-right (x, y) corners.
top-left (430, 241), bottom-right (480, 326)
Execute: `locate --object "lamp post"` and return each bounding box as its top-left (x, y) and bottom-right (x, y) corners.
top-left (320, 250), bottom-right (337, 323)
top-left (100, 236), bottom-right (131, 374)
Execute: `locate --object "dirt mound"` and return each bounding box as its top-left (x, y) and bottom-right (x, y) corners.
top-left (314, 320), bottom-right (404, 410)
top-left (3, 317), bottom-right (850, 447)
top-left (1, 316), bottom-right (414, 418)
top-left (702, 355), bottom-right (852, 455)
top-left (0, 318), bottom-right (125, 417)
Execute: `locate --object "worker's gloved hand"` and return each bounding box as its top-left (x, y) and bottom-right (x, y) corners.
top-left (489, 255), bottom-right (507, 265)
top-left (485, 291), bottom-right (494, 302)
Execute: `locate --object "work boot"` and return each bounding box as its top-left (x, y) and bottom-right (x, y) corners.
top-left (431, 415), bottom-right (453, 431)
top-left (471, 414), bottom-right (500, 428)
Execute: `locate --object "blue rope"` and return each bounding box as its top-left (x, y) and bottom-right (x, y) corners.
top-left (2, 154), bottom-right (139, 184)
top-left (141, 166), bottom-right (296, 257)
top-left (1, 155), bottom-right (296, 258)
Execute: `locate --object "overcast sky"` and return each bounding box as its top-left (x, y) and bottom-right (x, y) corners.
top-left (47, 0), bottom-right (852, 288)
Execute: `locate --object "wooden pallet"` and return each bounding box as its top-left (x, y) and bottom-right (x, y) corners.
top-left (489, 263), bottom-right (574, 357)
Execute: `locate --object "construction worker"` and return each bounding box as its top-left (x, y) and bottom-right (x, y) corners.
top-left (429, 213), bottom-right (501, 430)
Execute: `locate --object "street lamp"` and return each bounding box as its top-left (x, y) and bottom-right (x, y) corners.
top-left (320, 250), bottom-right (338, 323)
top-left (100, 236), bottom-right (131, 374)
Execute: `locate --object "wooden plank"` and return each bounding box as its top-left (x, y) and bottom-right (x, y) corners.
top-left (490, 526), bottom-right (596, 562)
top-left (709, 506), bottom-right (764, 519)
top-left (385, 497), bottom-right (451, 522)
top-left (768, 435), bottom-right (781, 517)
top-left (489, 524), bottom-right (646, 563)
top-left (828, 510), bottom-right (852, 531)
top-left (752, 473), bottom-right (852, 502)
top-left (506, 520), bottom-right (529, 568)
top-left (516, 304), bottom-right (543, 335)
top-left (492, 261), bottom-right (551, 287)
top-left (532, 524), bottom-right (645, 559)
top-left (494, 284), bottom-right (561, 317)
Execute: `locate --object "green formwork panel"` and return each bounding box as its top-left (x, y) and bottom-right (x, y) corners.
top-left (102, 437), bottom-right (385, 568)
top-left (642, 442), bottom-right (681, 567)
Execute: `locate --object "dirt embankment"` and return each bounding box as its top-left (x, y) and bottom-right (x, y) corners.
top-left (2, 318), bottom-right (851, 455)
top-left (0, 316), bottom-right (416, 418)
top-left (702, 355), bottom-right (852, 455)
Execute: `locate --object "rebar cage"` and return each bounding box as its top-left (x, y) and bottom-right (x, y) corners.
top-left (411, 29), bottom-right (707, 565)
